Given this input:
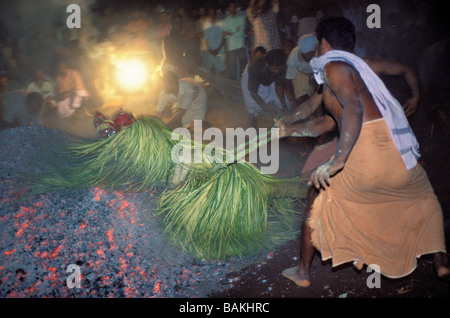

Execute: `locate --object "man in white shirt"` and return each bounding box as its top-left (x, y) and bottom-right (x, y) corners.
top-left (156, 71), bottom-right (207, 130)
top-left (26, 69), bottom-right (56, 108)
top-left (223, 2), bottom-right (248, 80)
top-left (285, 33), bottom-right (318, 108)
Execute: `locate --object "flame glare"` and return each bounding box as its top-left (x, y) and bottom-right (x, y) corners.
top-left (115, 59), bottom-right (149, 92)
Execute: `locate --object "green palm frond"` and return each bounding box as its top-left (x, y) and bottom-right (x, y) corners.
top-left (156, 159), bottom-right (305, 260)
top-left (27, 115), bottom-right (308, 260)
top-left (27, 117), bottom-right (177, 194)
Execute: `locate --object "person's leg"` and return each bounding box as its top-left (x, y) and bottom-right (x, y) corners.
top-left (282, 186), bottom-right (319, 287)
top-left (201, 51), bottom-right (213, 72)
top-left (226, 49), bottom-right (238, 80)
top-left (216, 54), bottom-right (226, 77)
top-left (433, 251), bottom-right (450, 280)
top-left (237, 47), bottom-right (248, 81)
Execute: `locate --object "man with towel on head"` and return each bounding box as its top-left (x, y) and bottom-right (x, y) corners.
top-left (277, 16), bottom-right (449, 287)
top-left (285, 33), bottom-right (318, 108)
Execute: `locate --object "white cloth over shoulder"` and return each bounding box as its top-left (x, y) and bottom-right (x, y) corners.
top-left (310, 49), bottom-right (420, 170)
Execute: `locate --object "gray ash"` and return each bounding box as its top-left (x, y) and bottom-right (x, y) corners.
top-left (0, 126), bottom-right (259, 298)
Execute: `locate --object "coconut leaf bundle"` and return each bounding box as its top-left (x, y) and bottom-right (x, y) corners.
top-left (156, 160), bottom-right (303, 260)
top-left (27, 114), bottom-right (308, 260)
top-left (27, 116), bottom-right (177, 194)
top-left (155, 129), bottom-right (308, 260)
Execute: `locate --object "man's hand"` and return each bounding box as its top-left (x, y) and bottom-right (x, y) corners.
top-left (210, 48), bottom-right (220, 56)
top-left (284, 108), bottom-right (308, 124)
top-left (289, 99), bottom-right (299, 110)
top-left (273, 118), bottom-right (289, 138)
top-left (308, 159), bottom-right (345, 189)
top-left (402, 95), bottom-right (419, 117)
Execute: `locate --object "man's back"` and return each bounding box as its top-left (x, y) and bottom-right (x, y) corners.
top-left (322, 61), bottom-right (382, 127)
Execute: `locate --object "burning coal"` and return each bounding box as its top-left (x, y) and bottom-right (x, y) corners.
top-left (0, 126), bottom-right (260, 297)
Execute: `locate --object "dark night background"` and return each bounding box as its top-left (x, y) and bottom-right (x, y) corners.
top-left (1, 0), bottom-right (449, 104)
top-left (0, 0), bottom-right (450, 300)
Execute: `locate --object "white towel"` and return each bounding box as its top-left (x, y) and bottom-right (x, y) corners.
top-left (310, 50), bottom-right (420, 170)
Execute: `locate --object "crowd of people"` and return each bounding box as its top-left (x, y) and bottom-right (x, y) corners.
top-left (0, 0), bottom-right (433, 131)
top-left (0, 0), bottom-right (324, 131)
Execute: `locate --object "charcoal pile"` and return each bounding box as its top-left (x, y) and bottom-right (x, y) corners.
top-left (0, 126), bottom-right (263, 298)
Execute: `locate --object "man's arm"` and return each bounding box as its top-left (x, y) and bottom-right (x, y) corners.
top-left (365, 57), bottom-right (419, 117)
top-left (247, 0), bottom-right (257, 20)
top-left (284, 50), bottom-right (300, 108)
top-left (283, 89), bottom-right (324, 124)
top-left (284, 79), bottom-right (297, 108)
top-left (209, 36), bottom-right (225, 56)
top-left (222, 18), bottom-right (234, 37)
top-left (275, 84), bottom-right (288, 113)
top-left (55, 87), bottom-right (76, 101)
top-left (166, 108), bottom-right (187, 130)
top-left (309, 62), bottom-right (364, 189)
top-left (250, 91), bottom-right (279, 117)
top-left (275, 114), bottom-right (336, 138)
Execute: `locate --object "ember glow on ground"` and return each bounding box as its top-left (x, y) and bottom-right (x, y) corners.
top-left (0, 126), bottom-right (261, 298)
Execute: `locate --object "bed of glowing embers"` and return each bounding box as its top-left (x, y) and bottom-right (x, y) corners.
top-left (0, 126), bottom-right (262, 298)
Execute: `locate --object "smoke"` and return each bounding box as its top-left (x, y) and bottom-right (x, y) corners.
top-left (0, 1), bottom-right (103, 135)
top-left (0, 0), bottom-right (98, 73)
top-left (0, 0), bottom-right (95, 37)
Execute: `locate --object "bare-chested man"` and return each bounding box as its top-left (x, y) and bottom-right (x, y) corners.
top-left (275, 51), bottom-right (421, 178)
top-left (276, 16), bottom-right (449, 287)
top-left (278, 54), bottom-right (420, 137)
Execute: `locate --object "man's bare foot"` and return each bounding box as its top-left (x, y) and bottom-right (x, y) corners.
top-left (353, 260), bottom-right (364, 271)
top-left (433, 252), bottom-right (450, 281)
top-left (282, 266), bottom-right (310, 287)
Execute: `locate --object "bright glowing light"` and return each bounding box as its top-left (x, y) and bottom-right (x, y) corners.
top-left (115, 59), bottom-right (148, 92)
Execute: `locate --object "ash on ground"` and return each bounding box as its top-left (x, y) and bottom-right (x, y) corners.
top-left (0, 125), bottom-right (268, 298)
